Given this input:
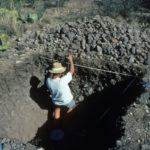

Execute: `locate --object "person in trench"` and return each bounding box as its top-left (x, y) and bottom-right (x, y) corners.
top-left (46, 55), bottom-right (75, 121)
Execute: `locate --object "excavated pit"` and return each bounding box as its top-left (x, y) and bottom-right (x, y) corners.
top-left (0, 15), bottom-right (150, 150)
top-left (30, 54), bottom-right (145, 150)
top-left (0, 52), bottom-right (145, 150)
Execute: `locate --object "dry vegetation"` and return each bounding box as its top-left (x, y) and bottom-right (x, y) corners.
top-left (0, 0), bottom-right (150, 51)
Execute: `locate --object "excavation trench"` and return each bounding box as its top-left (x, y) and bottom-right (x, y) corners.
top-left (0, 53), bottom-right (146, 150)
top-left (31, 77), bottom-right (144, 150)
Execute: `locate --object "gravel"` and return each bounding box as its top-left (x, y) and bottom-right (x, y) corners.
top-left (0, 137), bottom-right (38, 150)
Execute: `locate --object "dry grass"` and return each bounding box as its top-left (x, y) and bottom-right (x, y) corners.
top-left (41, 0), bottom-right (98, 24)
top-left (0, 0), bottom-right (98, 36)
top-left (0, 15), bottom-right (23, 36)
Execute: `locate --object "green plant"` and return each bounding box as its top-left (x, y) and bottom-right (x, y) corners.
top-left (0, 33), bottom-right (9, 51)
top-left (25, 13), bottom-right (42, 23)
top-left (29, 13), bottom-right (38, 21)
top-left (0, 33), bottom-right (9, 42)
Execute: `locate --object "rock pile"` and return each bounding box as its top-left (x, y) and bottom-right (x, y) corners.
top-left (16, 15), bottom-right (150, 65)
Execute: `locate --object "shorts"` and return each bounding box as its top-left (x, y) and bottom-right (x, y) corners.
top-left (65, 99), bottom-right (76, 108)
top-left (54, 99), bottom-right (75, 109)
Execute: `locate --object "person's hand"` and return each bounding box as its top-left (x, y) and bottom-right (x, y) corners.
top-left (66, 55), bottom-right (73, 61)
top-left (66, 55), bottom-right (74, 75)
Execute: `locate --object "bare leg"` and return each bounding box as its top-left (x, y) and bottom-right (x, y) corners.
top-left (54, 107), bottom-right (61, 119)
top-left (66, 107), bottom-right (74, 114)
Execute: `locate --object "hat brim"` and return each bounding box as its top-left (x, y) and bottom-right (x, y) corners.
top-left (49, 67), bottom-right (66, 74)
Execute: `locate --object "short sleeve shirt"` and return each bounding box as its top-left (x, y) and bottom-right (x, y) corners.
top-left (46, 72), bottom-right (73, 105)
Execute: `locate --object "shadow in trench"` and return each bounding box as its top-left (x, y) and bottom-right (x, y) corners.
top-left (30, 77), bottom-right (145, 150)
top-left (29, 74), bottom-right (55, 149)
top-left (30, 75), bottom-right (52, 110)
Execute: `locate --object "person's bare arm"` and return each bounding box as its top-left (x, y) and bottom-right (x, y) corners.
top-left (66, 55), bottom-right (74, 75)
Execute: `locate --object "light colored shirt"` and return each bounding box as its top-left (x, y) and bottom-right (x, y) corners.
top-left (46, 72), bottom-right (73, 105)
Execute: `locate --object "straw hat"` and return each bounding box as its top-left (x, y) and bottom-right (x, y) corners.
top-left (49, 62), bottom-right (66, 73)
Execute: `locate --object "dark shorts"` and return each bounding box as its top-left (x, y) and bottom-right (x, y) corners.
top-left (54, 99), bottom-right (76, 108)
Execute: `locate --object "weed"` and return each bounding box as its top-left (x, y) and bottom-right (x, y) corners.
top-left (0, 33), bottom-right (9, 51)
top-left (0, 8), bottom-right (25, 36)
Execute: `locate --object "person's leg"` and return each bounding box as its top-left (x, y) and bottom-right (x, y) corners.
top-left (66, 100), bottom-right (75, 114)
top-left (66, 107), bottom-right (74, 113)
top-left (54, 107), bottom-right (61, 119)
